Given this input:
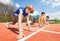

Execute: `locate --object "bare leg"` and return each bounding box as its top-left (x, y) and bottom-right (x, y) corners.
top-left (6, 22), bottom-right (14, 28)
top-left (17, 14), bottom-right (24, 39)
top-left (6, 15), bottom-right (18, 28)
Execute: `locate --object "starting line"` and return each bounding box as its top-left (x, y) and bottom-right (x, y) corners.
top-left (42, 30), bottom-right (60, 34)
top-left (18, 24), bottom-right (50, 41)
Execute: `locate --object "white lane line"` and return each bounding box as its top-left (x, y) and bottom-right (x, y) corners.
top-left (42, 30), bottom-right (60, 34)
top-left (18, 25), bottom-right (49, 41)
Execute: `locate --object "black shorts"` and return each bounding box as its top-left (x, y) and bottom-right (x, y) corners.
top-left (12, 15), bottom-right (18, 25)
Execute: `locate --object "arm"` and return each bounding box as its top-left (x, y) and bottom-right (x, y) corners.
top-left (18, 9), bottom-right (23, 31)
top-left (44, 17), bottom-right (46, 24)
top-left (38, 16), bottom-right (40, 25)
top-left (38, 16), bottom-right (42, 27)
top-left (27, 14), bottom-right (30, 27)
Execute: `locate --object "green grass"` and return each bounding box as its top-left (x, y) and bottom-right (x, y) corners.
top-left (54, 22), bottom-right (60, 24)
top-left (51, 21), bottom-right (60, 24)
top-left (0, 14), bottom-right (14, 22)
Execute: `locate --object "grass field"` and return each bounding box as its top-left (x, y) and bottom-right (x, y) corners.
top-left (53, 19), bottom-right (60, 24)
top-left (53, 21), bottom-right (60, 24)
top-left (50, 19), bottom-right (60, 24)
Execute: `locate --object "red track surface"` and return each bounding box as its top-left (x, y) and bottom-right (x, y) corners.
top-left (26, 24), bottom-right (60, 41)
top-left (0, 23), bottom-right (60, 41)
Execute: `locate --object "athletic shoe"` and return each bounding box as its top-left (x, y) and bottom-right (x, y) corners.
top-left (6, 22), bottom-right (9, 28)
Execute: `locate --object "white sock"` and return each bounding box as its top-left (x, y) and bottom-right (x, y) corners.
top-left (6, 22), bottom-right (9, 28)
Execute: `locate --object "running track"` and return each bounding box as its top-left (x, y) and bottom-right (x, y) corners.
top-left (0, 23), bottom-right (60, 41)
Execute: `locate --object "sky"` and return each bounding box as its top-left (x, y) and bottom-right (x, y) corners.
top-left (0, 0), bottom-right (60, 19)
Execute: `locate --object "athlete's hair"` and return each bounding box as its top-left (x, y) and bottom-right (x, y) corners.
top-left (41, 12), bottom-right (45, 15)
top-left (26, 4), bottom-right (34, 13)
top-left (46, 16), bottom-right (49, 19)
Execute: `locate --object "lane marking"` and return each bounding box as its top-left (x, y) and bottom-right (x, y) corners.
top-left (42, 30), bottom-right (60, 34)
top-left (18, 24), bottom-right (50, 41)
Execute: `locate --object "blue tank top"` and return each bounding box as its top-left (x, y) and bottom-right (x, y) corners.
top-left (34, 15), bottom-right (39, 19)
top-left (13, 7), bottom-right (28, 17)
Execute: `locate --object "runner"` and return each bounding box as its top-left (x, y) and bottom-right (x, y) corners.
top-left (31, 11), bottom-right (39, 25)
top-left (26, 11), bottom-right (39, 25)
top-left (6, 4), bottom-right (34, 39)
top-left (45, 16), bottom-right (49, 25)
top-left (39, 12), bottom-right (46, 27)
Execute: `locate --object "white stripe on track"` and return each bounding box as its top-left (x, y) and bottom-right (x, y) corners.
top-left (42, 30), bottom-right (60, 34)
